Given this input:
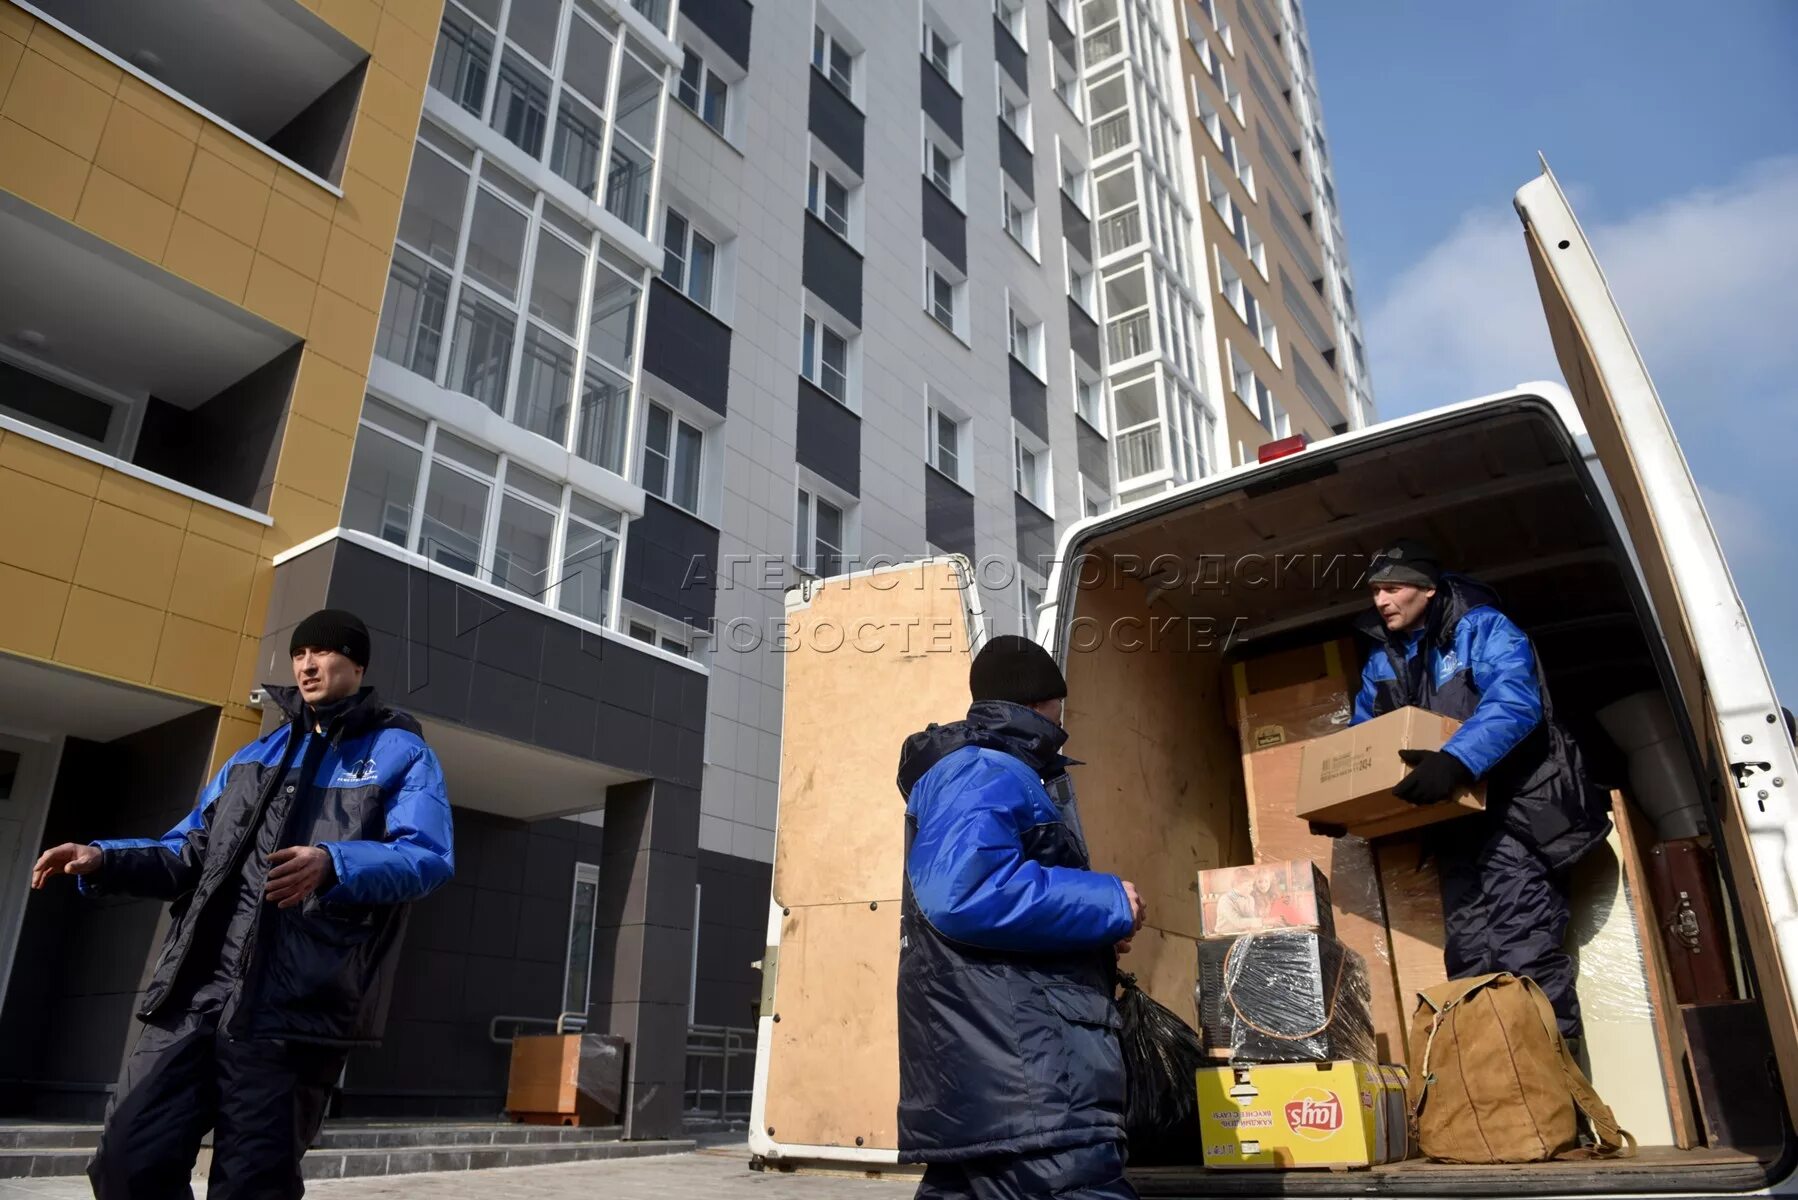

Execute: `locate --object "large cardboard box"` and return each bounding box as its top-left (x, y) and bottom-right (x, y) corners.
top-left (505, 1034), bottom-right (628, 1126)
top-left (1296, 707), bottom-right (1485, 839)
top-left (1198, 860), bottom-right (1333, 940)
top-left (1229, 639), bottom-right (1357, 750)
top-left (1197, 1061), bottom-right (1412, 1169)
top-left (1197, 931), bottom-right (1377, 1064)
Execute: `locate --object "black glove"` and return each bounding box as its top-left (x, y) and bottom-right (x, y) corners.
top-left (1393, 748), bottom-right (1472, 806)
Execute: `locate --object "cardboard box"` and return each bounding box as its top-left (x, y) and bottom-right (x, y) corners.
top-left (1242, 741), bottom-right (1409, 1067)
top-left (1198, 860), bottom-right (1334, 940)
top-left (1296, 707), bottom-right (1485, 839)
top-left (505, 1034), bottom-right (628, 1125)
top-left (1197, 1060), bottom-right (1412, 1169)
top-left (1229, 639), bottom-right (1357, 750)
top-left (1197, 931), bottom-right (1377, 1064)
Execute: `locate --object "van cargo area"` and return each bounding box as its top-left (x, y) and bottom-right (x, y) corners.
top-left (1049, 396), bottom-right (1790, 1191)
top-left (749, 395), bottom-right (1792, 1197)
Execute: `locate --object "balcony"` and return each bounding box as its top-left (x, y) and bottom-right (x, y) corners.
top-left (1116, 422), bottom-right (1166, 483)
top-left (1096, 208), bottom-right (1142, 257)
top-left (0, 193), bottom-right (301, 514)
top-left (24, 0), bottom-right (369, 185)
top-left (1106, 312), bottom-right (1153, 363)
top-left (1083, 23), bottom-right (1123, 67)
top-left (1090, 109), bottom-right (1132, 158)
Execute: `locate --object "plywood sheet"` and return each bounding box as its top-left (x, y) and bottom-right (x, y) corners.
top-left (1063, 575), bottom-right (1248, 964)
top-left (772, 562), bottom-right (974, 908)
top-left (763, 902), bottom-right (902, 1151)
top-left (1376, 836), bottom-right (1447, 1043)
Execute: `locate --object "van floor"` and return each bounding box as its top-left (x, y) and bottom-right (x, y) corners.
top-left (1131, 1146), bottom-right (1767, 1196)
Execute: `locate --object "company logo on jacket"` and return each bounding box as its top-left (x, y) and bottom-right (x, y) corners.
top-left (1434, 649), bottom-right (1462, 686)
top-left (333, 758), bottom-right (381, 786)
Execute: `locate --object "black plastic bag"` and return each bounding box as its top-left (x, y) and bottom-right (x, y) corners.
top-left (1117, 971), bottom-right (1207, 1159)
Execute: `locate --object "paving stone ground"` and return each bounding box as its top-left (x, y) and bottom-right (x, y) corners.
top-left (0, 1145), bottom-right (915, 1199)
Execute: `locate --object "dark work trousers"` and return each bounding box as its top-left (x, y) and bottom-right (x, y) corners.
top-left (1438, 828), bottom-right (1581, 1040)
top-left (88, 1010), bottom-right (349, 1200)
top-left (915, 1141), bottom-right (1138, 1200)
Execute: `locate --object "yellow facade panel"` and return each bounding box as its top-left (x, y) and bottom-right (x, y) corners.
top-left (344, 111), bottom-right (413, 198)
top-left (97, 471), bottom-right (193, 529)
top-left (0, 561), bottom-right (69, 660)
top-left (56, 586), bottom-right (163, 685)
top-left (181, 149), bottom-right (273, 247)
top-left (374, 12), bottom-right (434, 85)
top-left (197, 123), bottom-right (278, 187)
top-left (0, 5), bottom-right (32, 43)
top-left (152, 613), bottom-right (240, 700)
top-left (95, 100), bottom-right (198, 206)
top-left (0, 432), bottom-right (103, 495)
top-left (169, 533), bottom-right (259, 632)
top-left (0, 469), bottom-right (92, 579)
top-left (318, 0), bottom-right (382, 50)
top-left (358, 64), bottom-right (424, 140)
top-left (307, 285), bottom-right (381, 372)
top-left (243, 561), bottom-right (275, 637)
top-left (163, 213), bottom-right (256, 304)
top-left (273, 413), bottom-right (355, 507)
top-left (381, 0), bottom-right (446, 40)
top-left (74, 502), bottom-right (185, 610)
top-left (230, 632), bottom-right (263, 706)
top-left (76, 167), bottom-right (177, 262)
top-left (290, 350), bottom-right (369, 438)
top-left (0, 116), bottom-right (90, 218)
top-left (244, 252), bottom-right (320, 335)
top-left (24, 21), bottom-right (121, 95)
top-left (211, 713), bottom-right (266, 776)
top-left (330, 167), bottom-right (404, 248)
top-left (1, 47), bottom-right (113, 160)
top-left (264, 484), bottom-right (342, 555)
top-left (186, 502), bottom-right (269, 556)
top-left (115, 75), bottom-right (205, 141)
top-left (259, 191), bottom-right (333, 279)
top-left (273, 168), bottom-right (338, 222)
top-left (0, 30), bottom-right (23, 99)
top-left (320, 224), bottom-right (391, 315)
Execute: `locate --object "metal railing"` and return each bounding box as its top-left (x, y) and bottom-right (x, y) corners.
top-left (488, 1011), bottom-right (589, 1045)
top-left (1116, 423), bottom-right (1165, 482)
top-left (1096, 207), bottom-right (1141, 256)
top-left (1082, 23), bottom-right (1122, 66)
top-left (1089, 109), bottom-right (1131, 158)
top-left (684, 1024), bottom-right (756, 1121)
top-left (1106, 311), bottom-right (1153, 362)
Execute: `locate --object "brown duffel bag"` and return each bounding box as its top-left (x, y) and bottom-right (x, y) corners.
top-left (1407, 972), bottom-right (1635, 1164)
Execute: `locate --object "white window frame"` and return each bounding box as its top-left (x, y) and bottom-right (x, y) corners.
top-left (1067, 245), bottom-right (1097, 317)
top-left (637, 396), bottom-right (707, 517)
top-left (801, 306), bottom-right (857, 409)
top-left (794, 467), bottom-right (857, 577)
top-left (1052, 46), bottom-right (1082, 117)
top-left (812, 17), bottom-right (861, 106)
top-left (922, 16), bottom-right (960, 91)
top-left (1078, 471), bottom-right (1110, 519)
top-left (923, 122), bottom-right (966, 207)
top-left (1058, 137), bottom-right (1090, 214)
top-left (1001, 177), bottom-right (1039, 258)
top-left (660, 204), bottom-right (721, 313)
top-left (924, 246), bottom-right (968, 342)
top-left (807, 158), bottom-right (854, 241)
top-left (925, 388), bottom-right (972, 490)
top-left (1013, 422), bottom-right (1052, 515)
top-left (622, 601), bottom-right (702, 657)
top-left (1072, 353), bottom-right (1105, 433)
top-left (1017, 561), bottom-right (1047, 639)
top-left (1007, 293), bottom-right (1045, 378)
top-left (996, 68), bottom-right (1032, 149)
top-left (995, 0), bottom-right (1027, 47)
top-left (676, 44), bottom-right (731, 139)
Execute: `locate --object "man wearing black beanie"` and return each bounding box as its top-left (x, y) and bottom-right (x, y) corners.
top-left (895, 634), bottom-right (1144, 1199)
top-left (32, 608), bottom-right (454, 1199)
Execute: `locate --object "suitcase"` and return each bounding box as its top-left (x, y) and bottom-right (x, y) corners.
top-left (1645, 839), bottom-right (1735, 1005)
top-left (1681, 1001), bottom-right (1787, 1153)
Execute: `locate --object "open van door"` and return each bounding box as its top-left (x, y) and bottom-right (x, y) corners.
top-left (1517, 161), bottom-right (1798, 1121)
top-left (748, 557), bottom-right (984, 1166)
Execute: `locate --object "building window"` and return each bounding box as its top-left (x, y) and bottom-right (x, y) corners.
top-left (1230, 345), bottom-right (1288, 438)
top-left (995, 0), bottom-right (1026, 45)
top-left (1002, 180), bottom-right (1037, 255)
top-left (807, 162), bottom-right (852, 239)
top-left (812, 24), bottom-right (855, 97)
top-left (795, 485), bottom-right (849, 576)
top-left (344, 400), bottom-right (626, 621)
top-left (676, 46), bottom-right (729, 135)
top-left (660, 207), bottom-right (717, 310)
top-left (1053, 49), bottom-right (1081, 116)
top-left (927, 400), bottom-right (968, 486)
top-left (1079, 472), bottom-right (1110, 518)
top-left (1058, 140), bottom-right (1090, 212)
top-left (640, 399), bottom-right (704, 514)
top-left (801, 312), bottom-right (851, 403)
top-left (1068, 256), bottom-right (1096, 315)
top-left (625, 607), bottom-right (694, 657)
top-left (1019, 570), bottom-right (1045, 637)
top-left (925, 261), bottom-right (963, 336)
top-left (1008, 302), bottom-right (1043, 375)
top-left (998, 75), bottom-right (1031, 146)
top-left (924, 129), bottom-right (963, 205)
top-left (923, 20), bottom-right (957, 88)
top-left (1014, 429), bottom-right (1050, 512)
top-left (563, 863), bottom-right (600, 1015)
top-left (1074, 359), bottom-right (1104, 431)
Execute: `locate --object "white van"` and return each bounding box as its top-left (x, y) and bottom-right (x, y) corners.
top-left (746, 167), bottom-right (1798, 1194)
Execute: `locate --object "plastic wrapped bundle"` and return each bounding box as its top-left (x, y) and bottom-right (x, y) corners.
top-left (1204, 931), bottom-right (1377, 1064)
top-left (1116, 972), bottom-right (1208, 1157)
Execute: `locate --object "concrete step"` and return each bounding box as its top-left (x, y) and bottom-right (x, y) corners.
top-left (0, 1124), bottom-right (101, 1151)
top-left (0, 1136), bottom-right (693, 1182)
top-left (312, 1122), bottom-right (623, 1149)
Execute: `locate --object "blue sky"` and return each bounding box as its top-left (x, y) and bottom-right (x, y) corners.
top-left (1306, 0), bottom-right (1798, 710)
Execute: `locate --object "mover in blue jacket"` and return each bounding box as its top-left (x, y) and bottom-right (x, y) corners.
top-left (30, 610), bottom-right (454, 1200)
top-left (1344, 540), bottom-right (1610, 1043)
top-left (896, 635), bottom-right (1144, 1200)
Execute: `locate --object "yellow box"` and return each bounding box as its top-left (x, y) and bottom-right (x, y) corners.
top-left (1196, 1061), bottom-right (1411, 1170)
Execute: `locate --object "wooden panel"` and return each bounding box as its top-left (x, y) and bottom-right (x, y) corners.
top-left (763, 902), bottom-right (902, 1151)
top-left (1063, 574), bottom-right (1248, 960)
top-left (772, 561), bottom-right (974, 908)
top-left (506, 1035), bottom-right (577, 1118)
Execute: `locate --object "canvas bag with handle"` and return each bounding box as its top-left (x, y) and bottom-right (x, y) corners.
top-left (1407, 972), bottom-right (1635, 1164)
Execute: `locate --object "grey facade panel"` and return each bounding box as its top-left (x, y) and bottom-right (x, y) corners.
top-left (1014, 492), bottom-right (1057, 574)
top-left (1077, 417), bottom-right (1110, 488)
top-left (802, 213), bottom-right (863, 328)
top-left (795, 376), bottom-right (861, 497)
top-left (623, 497), bottom-right (722, 628)
top-left (922, 176), bottom-right (966, 273)
top-left (694, 850), bottom-right (773, 1029)
top-left (994, 16), bottom-right (1028, 90)
top-left (924, 464), bottom-right (976, 562)
top-left (686, 0), bottom-right (752, 69)
top-left (1068, 297), bottom-right (1100, 370)
top-left (1060, 191), bottom-right (1091, 258)
top-left (920, 56), bottom-right (962, 146)
top-left (1009, 356), bottom-right (1049, 443)
top-left (1048, 2), bottom-right (1077, 63)
top-left (808, 69), bottom-right (864, 176)
top-left (998, 120), bottom-right (1034, 198)
top-left (644, 279), bottom-right (731, 416)
top-left (1293, 351), bottom-right (1349, 430)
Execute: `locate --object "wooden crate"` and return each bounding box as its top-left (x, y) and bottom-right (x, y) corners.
top-left (505, 1033), bottom-right (626, 1126)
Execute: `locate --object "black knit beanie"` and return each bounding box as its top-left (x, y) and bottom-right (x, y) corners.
top-left (1366, 538), bottom-right (1443, 589)
top-left (969, 635), bottom-right (1067, 706)
top-left (290, 609), bottom-right (371, 668)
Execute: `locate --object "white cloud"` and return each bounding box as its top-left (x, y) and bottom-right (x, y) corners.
top-left (1365, 156), bottom-right (1798, 704)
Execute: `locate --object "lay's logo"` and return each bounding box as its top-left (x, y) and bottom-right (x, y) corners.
top-left (1284, 1088), bottom-right (1343, 1140)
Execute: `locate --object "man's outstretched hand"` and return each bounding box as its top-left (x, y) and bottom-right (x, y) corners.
top-left (266, 846), bottom-right (336, 909)
top-left (31, 843), bottom-right (101, 889)
top-left (1117, 879), bottom-right (1146, 955)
